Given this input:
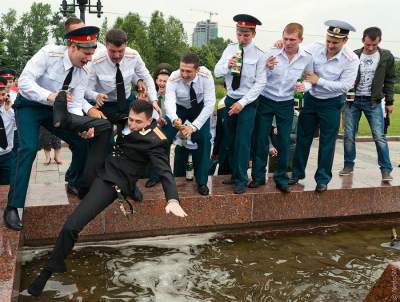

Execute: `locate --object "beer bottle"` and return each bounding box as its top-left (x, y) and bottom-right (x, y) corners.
top-left (186, 154), bottom-right (194, 181)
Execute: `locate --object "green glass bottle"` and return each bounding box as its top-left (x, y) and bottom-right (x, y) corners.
top-left (230, 44), bottom-right (243, 76)
top-left (294, 79), bottom-right (304, 110)
top-left (186, 154), bottom-right (194, 181)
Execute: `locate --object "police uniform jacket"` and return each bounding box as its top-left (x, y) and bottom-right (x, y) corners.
top-left (18, 45), bottom-right (93, 115)
top-left (97, 120), bottom-right (179, 201)
top-left (214, 42), bottom-right (267, 107)
top-left (305, 42), bottom-right (359, 99)
top-left (86, 47), bottom-right (158, 102)
top-left (165, 66), bottom-right (215, 130)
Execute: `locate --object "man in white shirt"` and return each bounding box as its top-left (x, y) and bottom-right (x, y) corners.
top-left (3, 26), bottom-right (111, 231)
top-left (0, 77), bottom-right (15, 187)
top-left (86, 28), bottom-right (160, 125)
top-left (214, 14), bottom-right (267, 194)
top-left (164, 53), bottom-right (215, 196)
top-left (288, 20), bottom-right (360, 192)
top-left (249, 23), bottom-right (313, 193)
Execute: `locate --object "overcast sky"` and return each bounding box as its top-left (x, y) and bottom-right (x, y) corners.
top-left (1, 0), bottom-right (399, 56)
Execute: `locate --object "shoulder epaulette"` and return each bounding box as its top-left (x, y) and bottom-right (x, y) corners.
top-left (198, 66), bottom-right (212, 78)
top-left (343, 47), bottom-right (357, 61)
top-left (168, 71), bottom-right (182, 83)
top-left (153, 127), bottom-right (167, 140)
top-left (255, 45), bottom-right (264, 53)
top-left (82, 65), bottom-right (90, 74)
top-left (125, 48), bottom-right (139, 58)
top-left (48, 51), bottom-right (64, 57)
top-left (92, 54), bottom-right (107, 65)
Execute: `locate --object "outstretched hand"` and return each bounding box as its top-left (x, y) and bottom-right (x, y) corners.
top-left (165, 200), bottom-right (188, 217)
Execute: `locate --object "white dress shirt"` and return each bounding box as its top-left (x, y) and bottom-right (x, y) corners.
top-left (86, 47), bottom-right (157, 103)
top-left (262, 46), bottom-right (313, 101)
top-left (18, 45), bottom-right (93, 115)
top-left (0, 104), bottom-right (15, 156)
top-left (165, 66), bottom-right (216, 130)
top-left (214, 42), bottom-right (267, 107)
top-left (305, 42), bottom-right (360, 99)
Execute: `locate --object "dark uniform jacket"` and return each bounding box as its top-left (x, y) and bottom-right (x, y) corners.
top-left (354, 47), bottom-right (396, 105)
top-left (97, 120), bottom-right (179, 201)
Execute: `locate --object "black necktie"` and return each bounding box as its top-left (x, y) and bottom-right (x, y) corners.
top-left (190, 82), bottom-right (197, 108)
top-left (0, 115), bottom-right (8, 149)
top-left (116, 63), bottom-right (127, 112)
top-left (62, 67), bottom-right (74, 91)
top-left (231, 47), bottom-right (244, 90)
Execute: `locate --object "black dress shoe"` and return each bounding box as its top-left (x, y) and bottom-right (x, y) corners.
top-left (198, 185), bottom-right (210, 196)
top-left (315, 184), bottom-right (327, 193)
top-left (248, 180), bottom-right (265, 188)
top-left (222, 179), bottom-right (234, 185)
top-left (276, 183), bottom-right (291, 193)
top-left (234, 185), bottom-right (246, 194)
top-left (53, 90), bottom-right (71, 128)
top-left (66, 183), bottom-right (79, 196)
top-left (3, 207), bottom-right (23, 231)
top-left (145, 178), bottom-right (160, 188)
top-left (288, 177), bottom-right (299, 185)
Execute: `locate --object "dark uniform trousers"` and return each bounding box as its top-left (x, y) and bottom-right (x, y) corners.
top-left (43, 121), bottom-right (178, 273)
top-left (223, 95), bottom-right (258, 187)
top-left (8, 96), bottom-right (89, 208)
top-left (0, 152), bottom-right (12, 185)
top-left (62, 113), bottom-right (112, 188)
top-left (292, 92), bottom-right (344, 184)
top-left (251, 96), bottom-right (294, 185)
top-left (95, 94), bottom-right (136, 124)
top-left (212, 104), bottom-right (231, 175)
top-left (89, 94), bottom-right (136, 152)
top-left (163, 105), bottom-right (211, 186)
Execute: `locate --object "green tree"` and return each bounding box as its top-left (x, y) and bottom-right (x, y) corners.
top-left (148, 11), bottom-right (188, 70)
top-left (394, 59), bottom-right (400, 94)
top-left (114, 13), bottom-right (154, 69)
top-left (98, 17), bottom-right (109, 44)
top-left (50, 11), bottom-right (66, 44)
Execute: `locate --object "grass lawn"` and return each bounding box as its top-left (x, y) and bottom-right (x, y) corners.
top-left (351, 94), bottom-right (400, 136)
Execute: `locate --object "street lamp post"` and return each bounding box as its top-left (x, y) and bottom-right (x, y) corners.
top-left (60, 0), bottom-right (103, 23)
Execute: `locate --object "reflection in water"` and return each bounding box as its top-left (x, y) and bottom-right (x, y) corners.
top-left (19, 228), bottom-right (400, 301)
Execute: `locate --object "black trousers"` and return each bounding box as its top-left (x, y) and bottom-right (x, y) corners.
top-left (45, 177), bottom-right (117, 273)
top-left (65, 114), bottom-right (112, 188)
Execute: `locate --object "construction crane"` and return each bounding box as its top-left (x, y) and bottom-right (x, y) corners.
top-left (190, 9), bottom-right (218, 22)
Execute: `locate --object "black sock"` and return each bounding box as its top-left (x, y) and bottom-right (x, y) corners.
top-left (27, 268), bottom-right (52, 297)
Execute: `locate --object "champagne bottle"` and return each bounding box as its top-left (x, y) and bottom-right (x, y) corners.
top-left (294, 78), bottom-right (304, 110)
top-left (186, 154), bottom-right (194, 181)
top-left (230, 44), bottom-right (243, 75)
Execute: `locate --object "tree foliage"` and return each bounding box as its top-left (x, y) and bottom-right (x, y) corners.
top-left (0, 3), bottom-right (231, 76)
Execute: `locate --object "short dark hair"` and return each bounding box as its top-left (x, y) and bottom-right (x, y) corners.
top-left (64, 17), bottom-right (84, 33)
top-left (105, 29), bottom-right (128, 47)
top-left (130, 100), bottom-right (153, 118)
top-left (181, 53), bottom-right (200, 69)
top-left (363, 27), bottom-right (382, 41)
